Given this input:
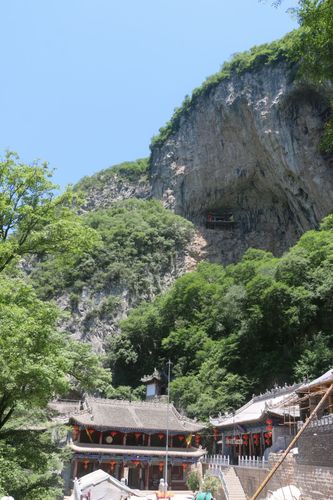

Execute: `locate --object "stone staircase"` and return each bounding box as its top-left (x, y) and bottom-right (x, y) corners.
top-left (207, 467), bottom-right (247, 500)
top-left (221, 467), bottom-right (247, 500)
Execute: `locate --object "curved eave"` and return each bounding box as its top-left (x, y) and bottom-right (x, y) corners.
top-left (70, 417), bottom-right (205, 434)
top-left (211, 409), bottom-right (288, 429)
top-left (70, 442), bottom-right (206, 458)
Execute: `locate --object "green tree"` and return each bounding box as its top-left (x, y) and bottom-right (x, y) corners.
top-left (274, 1), bottom-right (333, 152)
top-left (114, 215), bottom-right (333, 419)
top-left (293, 0), bottom-right (333, 82)
top-left (0, 275), bottom-right (111, 430)
top-left (294, 332), bottom-right (333, 380)
top-left (0, 152), bottom-right (110, 430)
top-left (0, 151), bottom-right (98, 272)
top-left (0, 413), bottom-right (69, 500)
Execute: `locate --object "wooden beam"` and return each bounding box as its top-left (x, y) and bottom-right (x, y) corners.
top-left (251, 383), bottom-right (333, 500)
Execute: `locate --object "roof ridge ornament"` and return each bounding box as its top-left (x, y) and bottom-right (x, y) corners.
top-left (141, 368), bottom-right (162, 383)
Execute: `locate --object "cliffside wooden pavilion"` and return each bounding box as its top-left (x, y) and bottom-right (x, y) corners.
top-left (53, 395), bottom-right (206, 490)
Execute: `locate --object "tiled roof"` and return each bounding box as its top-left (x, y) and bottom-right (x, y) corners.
top-left (68, 397), bottom-right (205, 433)
top-left (210, 384), bottom-right (301, 428)
top-left (297, 368), bottom-right (333, 393)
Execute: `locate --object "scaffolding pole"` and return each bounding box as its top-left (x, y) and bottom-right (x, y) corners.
top-left (251, 382), bottom-right (333, 500)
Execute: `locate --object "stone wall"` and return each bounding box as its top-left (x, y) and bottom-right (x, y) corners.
top-left (234, 467), bottom-right (269, 498)
top-left (234, 454), bottom-right (333, 499)
top-left (298, 420), bottom-right (333, 467)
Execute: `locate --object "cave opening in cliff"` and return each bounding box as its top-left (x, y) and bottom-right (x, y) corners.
top-left (206, 211), bottom-right (235, 229)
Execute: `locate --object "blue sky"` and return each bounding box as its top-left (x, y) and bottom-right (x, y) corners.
top-left (0, 0), bottom-right (299, 188)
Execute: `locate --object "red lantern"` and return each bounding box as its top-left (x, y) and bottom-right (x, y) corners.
top-left (242, 434), bottom-right (249, 445)
top-left (135, 432), bottom-right (142, 440)
top-left (253, 433), bottom-right (260, 446)
top-left (178, 435), bottom-right (185, 441)
top-left (110, 431), bottom-right (118, 437)
top-left (266, 419), bottom-right (273, 431)
top-left (158, 433), bottom-right (165, 440)
top-left (159, 462), bottom-right (164, 472)
top-left (182, 463), bottom-right (187, 471)
top-left (83, 459), bottom-right (89, 470)
top-left (132, 460), bottom-right (141, 467)
top-left (264, 432), bottom-right (272, 446)
top-left (213, 428), bottom-right (219, 441)
top-left (110, 460), bottom-right (116, 471)
top-left (87, 428), bottom-right (95, 434)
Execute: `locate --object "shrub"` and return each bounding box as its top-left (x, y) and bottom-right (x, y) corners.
top-left (202, 476), bottom-right (220, 497)
top-left (186, 470), bottom-right (201, 491)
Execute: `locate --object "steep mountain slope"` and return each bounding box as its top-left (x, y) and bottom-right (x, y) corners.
top-left (150, 58), bottom-right (333, 264)
top-left (31, 196), bottom-right (202, 351)
top-left (76, 158), bottom-right (151, 210)
top-left (32, 37), bottom-right (333, 353)
top-left (113, 216), bottom-right (333, 418)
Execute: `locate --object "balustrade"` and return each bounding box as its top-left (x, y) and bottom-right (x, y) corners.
top-left (204, 454), bottom-right (230, 466)
top-left (237, 455), bottom-right (267, 468)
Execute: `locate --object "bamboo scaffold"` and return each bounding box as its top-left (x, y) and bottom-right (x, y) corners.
top-left (251, 382), bottom-right (333, 500)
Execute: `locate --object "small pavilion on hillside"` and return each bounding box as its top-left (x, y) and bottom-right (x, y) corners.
top-left (210, 383), bottom-right (301, 464)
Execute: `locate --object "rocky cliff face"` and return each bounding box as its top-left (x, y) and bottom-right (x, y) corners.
top-left (79, 173), bottom-right (151, 211)
top-left (150, 62), bottom-right (333, 263)
top-left (56, 242), bottom-right (199, 352)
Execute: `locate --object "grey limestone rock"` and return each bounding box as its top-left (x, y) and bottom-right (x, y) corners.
top-left (150, 62), bottom-right (333, 264)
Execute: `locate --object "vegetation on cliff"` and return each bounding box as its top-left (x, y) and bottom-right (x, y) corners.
top-left (76, 157), bottom-right (149, 192)
top-left (150, 0), bottom-right (333, 153)
top-left (150, 30), bottom-right (300, 149)
top-left (32, 199), bottom-right (194, 326)
top-left (293, 0), bottom-right (333, 153)
top-left (110, 216), bottom-right (333, 418)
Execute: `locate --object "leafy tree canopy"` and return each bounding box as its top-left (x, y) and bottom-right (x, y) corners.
top-left (76, 158), bottom-right (149, 192)
top-left (111, 216), bottom-right (333, 419)
top-left (0, 407), bottom-right (69, 499)
top-left (32, 199), bottom-right (194, 331)
top-left (0, 275), bottom-right (111, 430)
top-left (0, 152), bottom-right (111, 431)
top-left (0, 151), bottom-right (99, 272)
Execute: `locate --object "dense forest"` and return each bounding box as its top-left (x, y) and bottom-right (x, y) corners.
top-left (110, 216), bottom-right (333, 418)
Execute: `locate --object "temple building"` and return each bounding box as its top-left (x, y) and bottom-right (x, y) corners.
top-left (51, 372), bottom-right (206, 491)
top-left (67, 397), bottom-right (205, 489)
top-left (295, 368), bottom-right (333, 467)
top-left (210, 383), bottom-right (301, 464)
